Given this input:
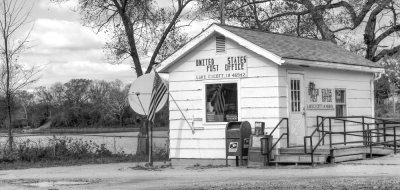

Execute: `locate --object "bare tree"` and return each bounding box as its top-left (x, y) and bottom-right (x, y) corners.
top-left (52, 0), bottom-right (196, 157)
top-left (54, 0), bottom-right (194, 76)
top-left (201, 0), bottom-right (400, 62)
top-left (0, 0), bottom-right (39, 151)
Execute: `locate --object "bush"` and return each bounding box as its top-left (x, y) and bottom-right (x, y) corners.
top-left (1, 137), bottom-right (122, 163)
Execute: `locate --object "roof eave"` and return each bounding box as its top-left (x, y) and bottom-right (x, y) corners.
top-left (157, 24), bottom-right (284, 72)
top-left (284, 58), bottom-right (384, 73)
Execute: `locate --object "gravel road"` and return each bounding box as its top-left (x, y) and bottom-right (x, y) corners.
top-left (1, 154), bottom-right (400, 189)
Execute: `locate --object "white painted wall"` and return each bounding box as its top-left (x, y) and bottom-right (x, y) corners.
top-left (166, 32), bottom-right (375, 160)
top-left (279, 66), bottom-right (374, 145)
top-left (167, 34), bottom-right (282, 159)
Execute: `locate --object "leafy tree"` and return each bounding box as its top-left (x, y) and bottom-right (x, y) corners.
top-left (49, 82), bottom-right (65, 110)
top-left (64, 79), bottom-right (92, 107)
top-left (35, 86), bottom-right (53, 119)
top-left (108, 80), bottom-right (129, 127)
top-left (15, 90), bottom-right (34, 127)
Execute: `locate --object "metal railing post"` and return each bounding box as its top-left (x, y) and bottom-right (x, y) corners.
top-left (343, 120), bottom-right (346, 146)
top-left (310, 137), bottom-right (314, 165)
top-left (394, 127), bottom-right (397, 154)
top-left (317, 117), bottom-right (320, 141)
top-left (304, 137), bottom-right (307, 154)
top-left (322, 118), bottom-right (325, 145)
top-left (362, 116), bottom-right (365, 145)
top-left (376, 123), bottom-right (380, 143)
top-left (286, 118), bottom-right (290, 148)
top-left (369, 130), bottom-right (372, 158)
top-left (329, 118), bottom-right (332, 149)
top-left (367, 124), bottom-right (370, 145)
top-left (383, 123), bottom-right (387, 147)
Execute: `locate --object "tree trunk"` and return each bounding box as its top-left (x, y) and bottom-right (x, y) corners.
top-left (136, 119), bottom-right (149, 155)
top-left (4, 20), bottom-right (13, 151)
top-left (119, 114), bottom-right (123, 128)
top-left (23, 105), bottom-right (28, 127)
top-left (302, 0), bottom-right (337, 43)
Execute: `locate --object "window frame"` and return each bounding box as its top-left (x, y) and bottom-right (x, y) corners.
top-left (335, 88), bottom-right (347, 117)
top-left (203, 80), bottom-right (240, 125)
top-left (290, 78), bottom-right (302, 113)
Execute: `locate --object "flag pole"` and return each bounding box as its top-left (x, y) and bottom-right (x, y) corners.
top-left (152, 66), bottom-right (195, 134)
top-left (135, 92), bottom-right (152, 166)
top-left (148, 120), bottom-right (153, 166)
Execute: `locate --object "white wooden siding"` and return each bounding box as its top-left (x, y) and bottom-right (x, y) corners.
top-left (167, 33), bottom-right (374, 160)
top-left (168, 34), bottom-right (282, 159)
top-left (279, 66), bottom-right (374, 138)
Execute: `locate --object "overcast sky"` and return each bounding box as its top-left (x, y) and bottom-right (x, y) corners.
top-left (19, 0), bottom-right (210, 88)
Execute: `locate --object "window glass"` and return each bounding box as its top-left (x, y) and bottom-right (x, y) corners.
top-left (290, 79), bottom-right (301, 112)
top-left (205, 83), bottom-right (237, 122)
top-left (335, 89), bottom-right (346, 117)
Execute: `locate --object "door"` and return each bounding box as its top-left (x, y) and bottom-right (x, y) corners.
top-left (288, 73), bottom-right (306, 146)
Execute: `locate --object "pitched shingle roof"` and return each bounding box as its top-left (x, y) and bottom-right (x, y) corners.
top-left (219, 24), bottom-right (381, 68)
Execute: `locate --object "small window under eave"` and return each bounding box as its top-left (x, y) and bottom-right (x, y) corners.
top-left (216, 35), bottom-right (226, 53)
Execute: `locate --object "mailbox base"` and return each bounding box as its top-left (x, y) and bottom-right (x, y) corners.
top-left (225, 156), bottom-right (248, 167)
top-left (248, 148), bottom-right (266, 167)
top-left (171, 158), bottom-right (245, 166)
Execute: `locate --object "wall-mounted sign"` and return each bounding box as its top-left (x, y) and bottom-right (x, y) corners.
top-left (195, 56), bottom-right (248, 80)
top-left (307, 88), bottom-right (334, 110)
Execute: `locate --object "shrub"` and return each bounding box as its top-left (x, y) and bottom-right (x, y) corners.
top-left (1, 137), bottom-right (120, 163)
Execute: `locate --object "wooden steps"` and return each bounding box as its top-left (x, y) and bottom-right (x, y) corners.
top-left (279, 147), bottom-right (330, 155)
top-left (331, 154), bottom-right (365, 163)
top-left (272, 145), bottom-right (399, 165)
top-left (273, 154), bottom-right (327, 164)
top-left (272, 145), bottom-right (380, 165)
top-left (369, 146), bottom-right (397, 155)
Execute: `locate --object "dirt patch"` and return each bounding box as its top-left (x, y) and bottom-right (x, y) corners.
top-left (6, 178), bottom-right (101, 188)
top-left (176, 176), bottom-right (400, 190)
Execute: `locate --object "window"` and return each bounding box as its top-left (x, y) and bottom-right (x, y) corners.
top-left (205, 83), bottom-right (237, 122)
top-left (335, 89), bottom-right (346, 117)
top-left (216, 35), bottom-right (225, 53)
top-left (290, 79), bottom-right (301, 112)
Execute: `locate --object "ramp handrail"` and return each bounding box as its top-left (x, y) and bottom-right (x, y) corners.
top-left (304, 116), bottom-right (400, 165)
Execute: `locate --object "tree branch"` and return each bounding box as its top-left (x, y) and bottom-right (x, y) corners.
top-left (146, 0), bottom-right (192, 73)
top-left (373, 45), bottom-right (400, 62)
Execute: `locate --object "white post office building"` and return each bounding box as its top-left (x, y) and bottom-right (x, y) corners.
top-left (157, 24), bottom-right (384, 165)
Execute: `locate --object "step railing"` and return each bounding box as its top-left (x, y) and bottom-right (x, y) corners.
top-left (303, 116), bottom-right (326, 164)
top-left (265, 118), bottom-right (289, 163)
top-left (304, 116), bottom-right (400, 165)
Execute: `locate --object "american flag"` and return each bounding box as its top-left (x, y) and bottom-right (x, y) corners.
top-left (148, 72), bottom-right (168, 123)
top-left (214, 84), bottom-right (225, 114)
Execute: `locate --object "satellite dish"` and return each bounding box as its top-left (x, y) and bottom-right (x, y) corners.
top-left (128, 73), bottom-right (168, 116)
